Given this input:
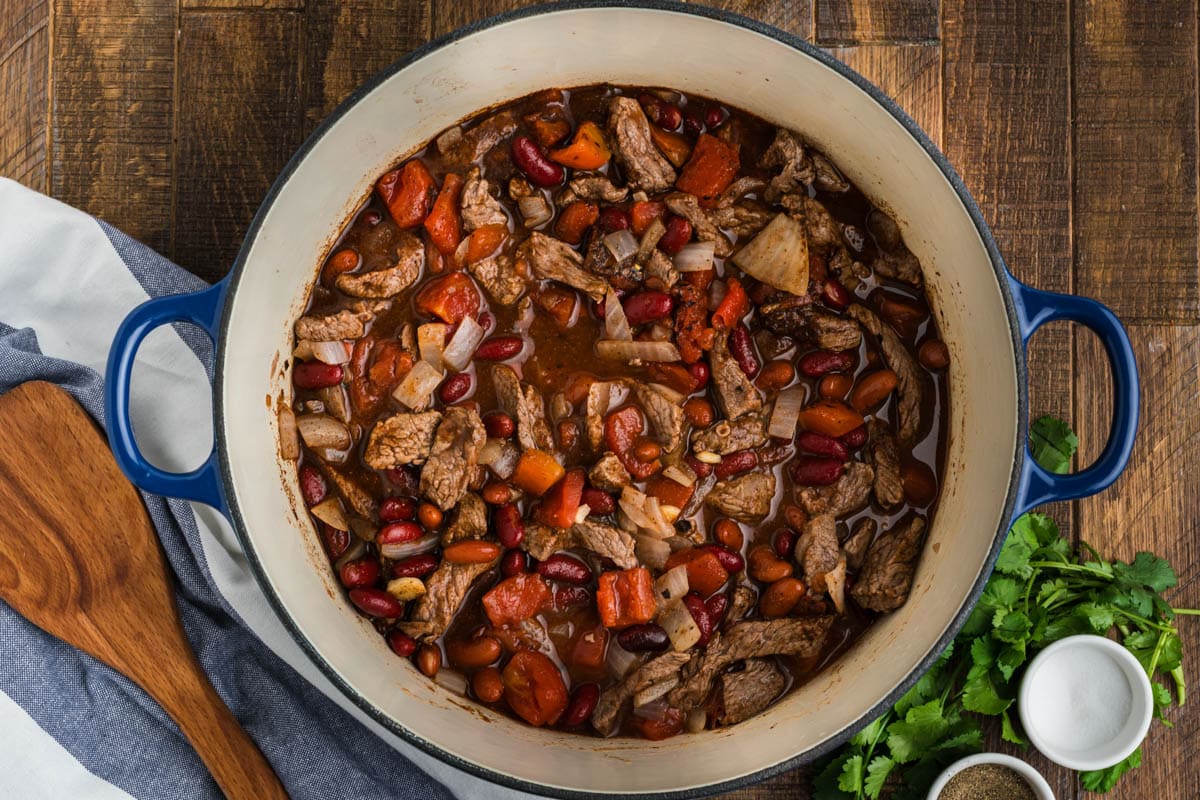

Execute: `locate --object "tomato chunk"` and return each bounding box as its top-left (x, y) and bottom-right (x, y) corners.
top-left (675, 133), bottom-right (740, 207)
top-left (570, 625), bottom-right (609, 671)
top-left (377, 160), bottom-right (437, 228)
top-left (424, 172), bottom-right (464, 254)
top-left (534, 468), bottom-right (585, 528)
top-left (415, 272), bottom-right (481, 324)
top-left (502, 650), bottom-right (569, 727)
top-left (596, 567), bottom-right (657, 629)
top-left (797, 400), bottom-right (865, 438)
top-left (482, 573), bottom-right (552, 627)
top-left (711, 275), bottom-right (749, 330)
top-left (644, 473), bottom-right (695, 511)
top-left (664, 549), bottom-right (730, 597)
top-left (631, 707), bottom-right (685, 740)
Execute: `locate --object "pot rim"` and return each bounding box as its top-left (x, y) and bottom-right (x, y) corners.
top-left (213, 2), bottom-right (1028, 797)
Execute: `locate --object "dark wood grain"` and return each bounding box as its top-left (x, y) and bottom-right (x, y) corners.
top-left (828, 44), bottom-right (941, 144)
top-left (0, 0), bottom-right (48, 192)
top-left (0, 382), bottom-right (287, 800)
top-left (815, 0), bottom-right (938, 44)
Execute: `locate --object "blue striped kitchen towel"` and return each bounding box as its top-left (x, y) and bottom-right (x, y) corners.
top-left (0, 178), bottom-right (539, 800)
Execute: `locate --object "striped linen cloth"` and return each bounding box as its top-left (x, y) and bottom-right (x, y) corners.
top-left (0, 178), bottom-right (539, 800)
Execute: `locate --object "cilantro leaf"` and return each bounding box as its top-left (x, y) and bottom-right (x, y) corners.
top-left (1114, 552), bottom-right (1178, 592)
top-left (1080, 748), bottom-right (1142, 792)
top-left (1000, 708), bottom-right (1027, 745)
top-left (1030, 415), bottom-right (1078, 474)
top-left (850, 715), bottom-right (887, 748)
top-left (886, 701), bottom-right (951, 764)
top-left (962, 663), bottom-right (1011, 715)
top-left (863, 756), bottom-right (894, 800)
top-left (812, 754), bottom-right (857, 800)
top-left (837, 754), bottom-right (864, 793)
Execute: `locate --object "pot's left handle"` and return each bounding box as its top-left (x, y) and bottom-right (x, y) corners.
top-left (105, 280), bottom-right (229, 512)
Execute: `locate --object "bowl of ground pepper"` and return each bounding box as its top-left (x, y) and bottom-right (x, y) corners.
top-left (927, 753), bottom-right (1054, 800)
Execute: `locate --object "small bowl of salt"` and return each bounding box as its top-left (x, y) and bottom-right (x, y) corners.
top-left (1018, 634), bottom-right (1154, 771)
top-left (927, 753), bottom-right (1054, 800)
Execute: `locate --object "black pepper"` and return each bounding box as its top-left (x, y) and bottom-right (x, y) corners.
top-left (939, 763), bottom-right (1036, 800)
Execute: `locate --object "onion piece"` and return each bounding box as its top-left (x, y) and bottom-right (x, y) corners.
top-left (392, 360), bottom-right (443, 410)
top-left (434, 669), bottom-right (469, 695)
top-left (659, 599), bottom-right (702, 652)
top-left (435, 125), bottom-right (463, 154)
top-left (662, 463), bottom-right (696, 488)
top-left (708, 278), bottom-right (727, 310)
top-left (619, 486), bottom-right (654, 529)
top-left (332, 537), bottom-right (368, 571)
top-left (633, 676), bottom-right (679, 707)
top-left (632, 698), bottom-right (674, 721)
top-left (349, 516), bottom-right (377, 542)
top-left (634, 533), bottom-right (671, 570)
top-left (730, 213), bottom-right (810, 296)
top-left (417, 323), bottom-right (449, 369)
top-left (673, 241), bottom-right (716, 272)
top-left (685, 708), bottom-right (708, 733)
top-left (574, 504), bottom-right (592, 524)
top-left (379, 530), bottom-right (440, 560)
top-left (296, 414), bottom-right (352, 449)
top-left (315, 447), bottom-right (349, 465)
top-left (655, 564), bottom-right (690, 604)
top-left (647, 382), bottom-right (684, 405)
top-left (443, 316), bottom-right (484, 371)
top-left (310, 497), bottom-right (348, 530)
top-left (278, 406), bottom-right (299, 459)
top-left (310, 340), bottom-right (352, 365)
top-left (518, 195), bottom-right (553, 227)
top-left (479, 437), bottom-right (519, 479)
top-left (606, 641), bottom-right (639, 679)
top-left (768, 386), bottom-right (807, 439)
top-left (637, 218), bottom-right (666, 261)
top-left (604, 287), bottom-right (632, 341)
top-left (826, 556), bottom-right (848, 614)
top-left (595, 339), bottom-right (681, 363)
top-left (603, 229), bottom-right (638, 263)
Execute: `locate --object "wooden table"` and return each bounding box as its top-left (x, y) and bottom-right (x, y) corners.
top-left (2, 1), bottom-right (1196, 797)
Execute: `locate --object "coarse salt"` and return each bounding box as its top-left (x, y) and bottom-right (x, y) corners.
top-left (1023, 645), bottom-right (1133, 752)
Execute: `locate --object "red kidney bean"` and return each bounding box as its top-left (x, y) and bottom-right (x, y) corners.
top-left (706, 592), bottom-right (728, 623)
top-left (494, 503), bottom-right (525, 548)
top-left (320, 522), bottom-right (350, 560)
top-left (360, 209), bottom-right (383, 227)
top-left (774, 529), bottom-right (798, 560)
top-left (715, 449), bottom-right (758, 480)
top-left (798, 350), bottom-right (854, 378)
top-left (384, 466), bottom-right (419, 494)
top-left (299, 465), bottom-right (326, 506)
top-left (821, 279), bottom-right (851, 311)
top-left (683, 592), bottom-right (715, 646)
top-left (701, 544), bottom-right (745, 574)
top-left (554, 584), bottom-right (590, 610)
top-left (378, 521), bottom-right (424, 545)
top-left (349, 587), bottom-right (403, 618)
top-left (790, 457), bottom-right (846, 486)
top-left (537, 553), bottom-right (593, 585)
top-left (581, 487), bottom-right (616, 515)
top-left (689, 360), bottom-right (710, 389)
top-left (391, 554), bottom-right (438, 579)
top-left (478, 311), bottom-right (495, 333)
top-left (840, 425), bottom-right (868, 449)
top-left (438, 372), bottom-right (472, 404)
top-left (293, 361), bottom-right (343, 389)
top-left (500, 548), bottom-right (528, 578)
top-left (387, 629), bottom-right (417, 657)
top-left (622, 291), bottom-right (674, 325)
top-left (597, 207), bottom-right (631, 232)
top-left (657, 103), bottom-right (682, 131)
top-left (483, 410), bottom-right (515, 439)
top-left (379, 496), bottom-right (415, 523)
top-left (796, 431), bottom-right (849, 461)
top-left (339, 558), bottom-right (380, 589)
top-left (685, 454), bottom-right (713, 478)
top-left (729, 323), bottom-right (760, 377)
top-left (658, 216), bottom-right (692, 255)
top-left (682, 110), bottom-right (705, 137)
top-left (919, 339), bottom-right (950, 370)
top-left (617, 623), bottom-right (670, 652)
top-left (475, 335), bottom-right (524, 361)
top-left (562, 683), bottom-right (601, 727)
top-left (705, 106), bottom-right (726, 129)
top-left (637, 93), bottom-right (669, 126)
top-left (510, 135), bottom-right (563, 187)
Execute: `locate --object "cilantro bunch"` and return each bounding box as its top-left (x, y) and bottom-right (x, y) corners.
top-left (812, 417), bottom-right (1195, 799)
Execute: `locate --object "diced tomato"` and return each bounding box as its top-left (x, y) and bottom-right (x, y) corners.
top-left (563, 372), bottom-right (598, 406)
top-left (415, 272), bottom-right (481, 324)
top-left (377, 160), bottom-right (437, 228)
top-left (797, 400), bottom-right (865, 438)
top-left (683, 268), bottom-right (715, 291)
top-left (647, 363), bottom-right (700, 395)
top-left (645, 473), bottom-right (695, 511)
top-left (548, 121), bottom-right (612, 170)
top-left (630, 200), bottom-right (666, 236)
top-left (424, 172), bottom-right (464, 255)
top-left (534, 285), bottom-right (580, 330)
top-left (534, 468), bottom-right (585, 528)
top-left (631, 707), bottom-right (685, 740)
top-left (673, 283), bottom-right (714, 364)
top-left (648, 125), bottom-right (692, 168)
top-left (596, 567), bottom-right (657, 629)
top-left (570, 625), bottom-right (609, 671)
top-left (349, 338), bottom-right (414, 416)
top-left (603, 404), bottom-right (659, 480)
top-left (711, 275), bottom-right (748, 329)
top-left (664, 549), bottom-right (730, 597)
top-left (502, 650), bottom-right (569, 727)
top-left (512, 449), bottom-right (566, 496)
top-left (465, 224), bottom-right (507, 264)
top-left (482, 573), bottom-right (552, 627)
top-left (523, 109), bottom-right (571, 149)
top-left (554, 200), bottom-right (600, 245)
top-left (675, 133), bottom-right (740, 207)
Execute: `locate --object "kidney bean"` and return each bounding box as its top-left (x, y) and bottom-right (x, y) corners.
top-left (483, 410), bottom-right (515, 439)
top-left (760, 577), bottom-right (805, 618)
top-left (713, 519), bottom-right (743, 551)
top-left (818, 373), bottom-right (853, 400)
top-left (682, 110), bottom-right (705, 137)
top-left (701, 543), bottom-right (745, 574)
top-left (774, 529), bottom-right (798, 560)
top-left (500, 548), bottom-right (529, 578)
top-left (689, 360), bottom-right (711, 388)
top-left (478, 311), bottom-right (495, 333)
top-left (339, 558), bottom-right (380, 589)
top-left (796, 431), bottom-right (849, 461)
top-left (384, 466), bottom-right (419, 494)
top-left (379, 496), bottom-right (416, 522)
top-left (418, 502), bottom-right (444, 529)
top-left (299, 465), bottom-right (326, 506)
top-left (903, 460), bottom-right (938, 506)
top-left (658, 103), bottom-right (682, 130)
top-left (360, 209), bottom-right (383, 227)
top-left (481, 481), bottom-right (512, 505)
top-left (633, 439), bottom-right (662, 463)
top-left (706, 594), bottom-right (729, 627)
top-left (850, 369), bottom-right (899, 412)
top-left (511, 135), bottom-right (563, 187)
top-left (554, 584), bottom-right (590, 610)
top-left (387, 629), bottom-right (417, 658)
top-left (597, 207), bottom-right (631, 232)
top-left (622, 291), bottom-right (675, 325)
top-left (728, 322), bottom-right (760, 378)
top-left (378, 521), bottom-right (423, 546)
top-left (493, 503), bottom-right (525, 548)
top-left (715, 449), bottom-right (758, 480)
top-left (443, 540), bottom-right (502, 564)
top-left (557, 419), bottom-right (580, 451)
top-left (789, 456), bottom-right (846, 487)
top-left (756, 360), bottom-right (796, 392)
top-left (392, 553), bottom-right (439, 579)
top-left (475, 335), bottom-right (524, 361)
top-left (798, 350), bottom-right (854, 378)
top-left (473, 667), bottom-right (505, 703)
top-left (748, 546), bottom-right (793, 583)
top-left (416, 644), bottom-right (441, 678)
top-left (683, 593), bottom-right (715, 646)
top-left (880, 296), bottom-right (926, 328)
top-left (705, 106), bottom-right (727, 129)
top-left (841, 425), bottom-right (868, 449)
top-left (349, 588), bottom-right (403, 618)
top-left (537, 553), bottom-right (593, 585)
top-left (293, 361), bottom-right (343, 389)
top-left (582, 487), bottom-right (616, 515)
top-left (320, 523), bottom-right (350, 560)
top-left (683, 397), bottom-right (715, 428)
top-left (562, 683), bottom-right (601, 727)
top-left (919, 339), bottom-right (950, 370)
top-left (658, 216), bottom-right (693, 255)
top-left (447, 636), bottom-right (502, 669)
top-left (821, 279), bottom-right (851, 311)
top-left (617, 623), bottom-right (669, 652)
top-left (685, 454), bottom-right (713, 478)
top-left (438, 372), bottom-right (472, 404)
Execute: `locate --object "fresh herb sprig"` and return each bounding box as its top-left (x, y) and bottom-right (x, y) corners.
top-left (813, 417), bottom-right (1195, 799)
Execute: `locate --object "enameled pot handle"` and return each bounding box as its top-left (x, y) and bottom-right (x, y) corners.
top-left (104, 280), bottom-right (229, 511)
top-left (1007, 275), bottom-right (1139, 515)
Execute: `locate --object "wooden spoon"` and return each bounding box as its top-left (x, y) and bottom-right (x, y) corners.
top-left (0, 381), bottom-right (287, 799)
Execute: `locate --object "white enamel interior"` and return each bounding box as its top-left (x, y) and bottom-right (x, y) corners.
top-left (218, 7), bottom-right (1021, 796)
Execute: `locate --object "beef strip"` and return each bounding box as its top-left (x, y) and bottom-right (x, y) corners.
top-left (781, 193), bottom-right (841, 251)
top-left (758, 298), bottom-right (860, 351)
top-left (492, 365), bottom-right (555, 451)
top-left (419, 407), bottom-right (486, 510)
top-left (715, 659), bottom-right (787, 726)
top-left (706, 471), bottom-right (775, 522)
top-left (521, 523), bottom-right (565, 561)
top-left (760, 128), bottom-right (814, 202)
top-left (443, 110), bottom-right (517, 167)
top-left (570, 519), bottom-right (638, 569)
top-left (644, 249), bottom-right (679, 290)
top-left (811, 152), bottom-right (850, 193)
top-left (569, 174), bottom-right (629, 203)
top-left (691, 414), bottom-right (767, 456)
top-left (664, 192), bottom-right (732, 257)
top-left (460, 167), bottom-right (508, 232)
top-left (469, 252), bottom-right (529, 305)
top-left (335, 232), bottom-right (423, 298)
top-left (800, 513), bottom-right (840, 593)
top-left (716, 175), bottom-right (767, 207)
top-left (588, 452), bottom-right (631, 492)
top-left (320, 465), bottom-right (377, 519)
top-left (582, 231), bottom-right (643, 289)
top-left (441, 492), bottom-right (488, 545)
top-left (607, 96), bottom-right (676, 193)
top-left (850, 515), bottom-right (926, 612)
top-left (592, 651), bottom-right (691, 735)
top-left (798, 461), bottom-right (874, 518)
top-left (635, 383), bottom-right (685, 453)
top-left (518, 232), bottom-right (609, 300)
top-left (726, 585), bottom-right (757, 625)
top-left (710, 329), bottom-right (762, 419)
top-left (809, 310), bottom-right (862, 351)
top-left (847, 304), bottom-right (924, 444)
top-left (363, 410), bottom-right (442, 468)
top-left (868, 418), bottom-right (903, 508)
top-left (294, 300), bottom-right (388, 341)
top-left (843, 518), bottom-right (876, 571)
top-left (401, 561), bottom-right (492, 640)
top-left (874, 249), bottom-right (923, 286)
top-left (709, 201), bottom-right (774, 240)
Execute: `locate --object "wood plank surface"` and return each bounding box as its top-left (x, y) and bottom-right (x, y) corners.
top-left (815, 0), bottom-right (938, 44)
top-left (828, 44), bottom-right (941, 145)
top-left (0, 0), bottom-right (48, 192)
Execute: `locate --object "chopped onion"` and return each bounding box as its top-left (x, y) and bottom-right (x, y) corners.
top-left (793, 531), bottom-right (813, 564)
top-left (296, 414), bottom-right (351, 449)
top-left (646, 322), bottom-right (673, 341)
top-left (443, 316), bottom-right (484, 371)
top-left (310, 497), bottom-right (348, 530)
top-left (392, 360), bottom-right (443, 410)
top-left (309, 340), bottom-right (352, 365)
top-left (647, 382), bottom-right (684, 404)
top-left (659, 599), bottom-right (702, 652)
top-left (655, 564), bottom-right (690, 604)
top-left (637, 218), bottom-right (666, 261)
top-left (662, 463), bottom-right (696, 488)
top-left (826, 556), bottom-right (848, 614)
top-left (595, 339), bottom-right (681, 363)
top-left (518, 195), bottom-right (553, 227)
top-left (380, 530), bottom-right (440, 560)
top-left (606, 641), bottom-right (639, 678)
top-left (673, 241), bottom-right (716, 272)
top-left (708, 278), bottom-right (727, 311)
top-left (603, 229), bottom-right (639, 263)
top-left (768, 386), bottom-right (807, 439)
top-left (319, 384), bottom-right (351, 423)
top-left (631, 190), bottom-right (649, 203)
top-left (574, 504), bottom-right (592, 524)
top-left (278, 406), bottom-right (299, 459)
top-left (604, 287), bottom-right (632, 340)
top-left (315, 446), bottom-right (349, 464)
top-left (634, 533), bottom-right (671, 569)
top-left (434, 669), bottom-right (469, 695)
top-left (685, 708), bottom-right (708, 733)
top-left (332, 537), bottom-right (367, 571)
top-left (349, 516), bottom-right (377, 542)
top-left (417, 323), bottom-right (449, 368)
top-left (730, 213), bottom-right (810, 295)
top-left (620, 486), bottom-right (675, 539)
top-left (479, 437), bottom-right (519, 479)
top-left (633, 676), bottom-right (679, 707)
top-left (435, 125), bottom-right (463, 154)
top-left (616, 509), bottom-right (639, 534)
top-left (632, 698), bottom-right (674, 721)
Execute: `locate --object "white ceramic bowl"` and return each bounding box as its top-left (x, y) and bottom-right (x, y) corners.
top-left (104, 3), bottom-right (1140, 796)
top-left (927, 753), bottom-right (1055, 800)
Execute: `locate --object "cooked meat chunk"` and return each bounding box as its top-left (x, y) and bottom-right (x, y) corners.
top-left (320, 465), bottom-right (377, 519)
top-left (508, 175), bottom-right (535, 201)
top-left (664, 192), bottom-right (732, 257)
top-left (569, 174), bottom-right (629, 203)
top-left (669, 617), bottom-right (835, 711)
top-left (635, 383), bottom-right (685, 453)
top-left (716, 659), bottom-right (786, 726)
top-left (363, 410), bottom-right (442, 468)
top-left (460, 167), bottom-right (508, 232)
top-left (707, 472), bottom-right (775, 522)
top-left (607, 96), bottom-right (676, 193)
top-left (710, 329), bottom-right (762, 420)
top-left (519, 232), bottom-right (609, 300)
top-left (874, 249), bottom-right (923, 286)
top-left (811, 152), bottom-right (850, 193)
top-left (442, 492), bottom-right (487, 544)
top-left (710, 201), bottom-right (774, 239)
top-left (335, 232), bottom-right (423, 298)
top-left (848, 304), bottom-right (925, 444)
top-left (644, 249), bottom-right (679, 290)
top-left (419, 407), bottom-right (487, 510)
top-left (809, 310), bottom-right (862, 351)
top-left (800, 513), bottom-right (839, 593)
top-left (798, 461), bottom-right (874, 518)
top-left (868, 209), bottom-right (903, 251)
top-left (582, 231), bottom-right (643, 289)
top-left (851, 515), bottom-right (926, 612)
top-left (469, 252), bottom-right (529, 305)
top-left (691, 415), bottom-right (767, 456)
top-left (592, 651), bottom-right (691, 735)
top-left (781, 193), bottom-right (841, 250)
top-left (521, 523), bottom-right (566, 561)
top-left (843, 518), bottom-right (876, 571)
top-left (726, 585), bottom-right (757, 625)
top-left (492, 365), bottom-right (555, 451)
top-left (716, 175), bottom-right (766, 206)
top-left (443, 109), bottom-right (517, 166)
top-left (759, 294), bottom-right (813, 340)
top-left (294, 300), bottom-right (387, 341)
top-left (570, 519), bottom-right (638, 569)
top-left (868, 419), bottom-right (903, 508)
top-left (760, 128), bottom-right (814, 202)
top-left (589, 452), bottom-right (631, 492)
top-left (585, 381), bottom-right (620, 450)
top-left (401, 561), bottom-right (492, 640)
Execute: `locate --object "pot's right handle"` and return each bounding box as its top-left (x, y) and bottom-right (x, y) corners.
top-left (1008, 275), bottom-right (1139, 516)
